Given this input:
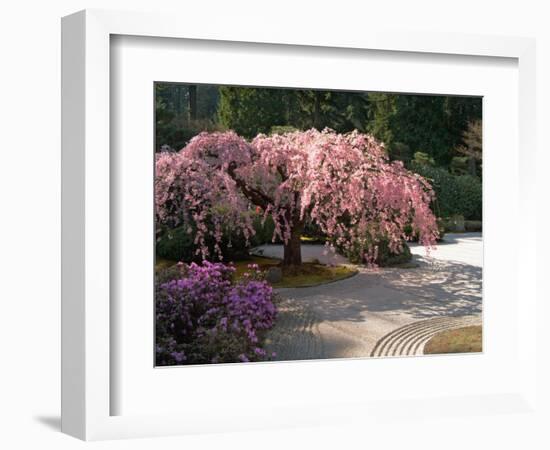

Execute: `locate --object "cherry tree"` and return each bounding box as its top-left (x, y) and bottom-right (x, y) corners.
top-left (155, 129), bottom-right (439, 266)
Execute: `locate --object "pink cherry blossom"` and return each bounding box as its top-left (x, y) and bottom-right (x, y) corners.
top-left (155, 129), bottom-right (439, 265)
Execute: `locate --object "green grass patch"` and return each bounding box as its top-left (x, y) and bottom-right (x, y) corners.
top-left (156, 255), bottom-right (357, 289)
top-left (232, 256), bottom-right (280, 278)
top-left (424, 325), bottom-right (482, 354)
top-left (233, 256), bottom-right (356, 288)
top-left (155, 257), bottom-right (178, 272)
top-left (274, 263), bottom-right (356, 288)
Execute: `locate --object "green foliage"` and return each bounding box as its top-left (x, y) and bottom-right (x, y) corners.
top-left (155, 83), bottom-right (223, 150)
top-left (343, 237), bottom-right (412, 267)
top-left (410, 163), bottom-right (456, 218)
top-left (436, 218), bottom-right (446, 240)
top-left (454, 120), bottom-right (482, 177)
top-left (218, 87), bottom-right (287, 138)
top-left (155, 117), bottom-right (222, 151)
top-left (302, 220), bottom-right (326, 243)
top-left (156, 215), bottom-right (276, 263)
top-left (411, 163), bottom-right (482, 220)
top-left (156, 224), bottom-right (250, 263)
top-left (465, 220), bottom-right (482, 232)
top-left (367, 93), bottom-right (482, 166)
top-left (449, 156), bottom-right (470, 175)
top-left (442, 214), bottom-right (465, 232)
top-left (404, 218), bottom-right (446, 242)
top-left (156, 83), bottom-right (481, 173)
top-left (446, 99), bottom-right (483, 153)
top-left (388, 142), bottom-right (412, 163)
top-left (156, 226), bottom-right (197, 262)
top-left (287, 90), bottom-right (370, 132)
top-left (375, 239), bottom-right (413, 267)
top-left (270, 125), bottom-right (298, 135)
top-left (454, 175), bottom-right (482, 220)
top-left (412, 151), bottom-right (435, 167)
top-left (217, 86), bottom-right (371, 138)
top-left (250, 215), bottom-right (277, 246)
top-left (366, 92), bottom-right (396, 146)
top-left (155, 83), bottom-right (220, 119)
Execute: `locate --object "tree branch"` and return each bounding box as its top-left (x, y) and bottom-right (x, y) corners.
top-left (227, 164), bottom-right (273, 208)
top-left (277, 166), bottom-right (287, 181)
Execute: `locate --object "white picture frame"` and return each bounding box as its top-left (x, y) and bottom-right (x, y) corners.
top-left (61, 9), bottom-right (537, 441)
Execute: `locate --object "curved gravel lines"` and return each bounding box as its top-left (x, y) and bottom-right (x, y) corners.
top-left (264, 298), bottom-right (325, 361)
top-left (370, 315), bottom-right (482, 357)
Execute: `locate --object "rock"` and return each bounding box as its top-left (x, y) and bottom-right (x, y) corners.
top-left (265, 267), bottom-right (283, 283)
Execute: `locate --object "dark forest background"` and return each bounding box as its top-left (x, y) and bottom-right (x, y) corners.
top-left (155, 83), bottom-right (482, 221)
top-left (156, 83), bottom-right (481, 169)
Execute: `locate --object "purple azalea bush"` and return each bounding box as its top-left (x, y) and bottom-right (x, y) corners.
top-left (155, 261), bottom-right (277, 365)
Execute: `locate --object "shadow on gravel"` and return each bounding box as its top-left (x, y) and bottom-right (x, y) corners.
top-left (374, 258), bottom-right (482, 319)
top-left (280, 258), bottom-right (482, 322)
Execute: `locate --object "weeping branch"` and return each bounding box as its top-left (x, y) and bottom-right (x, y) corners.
top-left (227, 164), bottom-right (273, 209)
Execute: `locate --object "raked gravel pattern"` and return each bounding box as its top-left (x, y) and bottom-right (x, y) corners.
top-left (264, 233), bottom-right (482, 361)
top-left (370, 315), bottom-right (482, 357)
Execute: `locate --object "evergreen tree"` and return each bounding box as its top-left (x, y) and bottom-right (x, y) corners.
top-left (367, 93), bottom-right (481, 166)
top-left (218, 86), bottom-right (286, 138)
top-left (291, 90), bottom-right (370, 133)
top-left (455, 119), bottom-right (482, 177)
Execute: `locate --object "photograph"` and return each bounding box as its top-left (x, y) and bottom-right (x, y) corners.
top-left (1, 1), bottom-right (544, 446)
top-left (154, 83), bottom-right (483, 366)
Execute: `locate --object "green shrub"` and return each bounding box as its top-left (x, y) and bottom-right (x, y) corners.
top-left (376, 239), bottom-right (412, 267)
top-left (436, 218), bottom-right (446, 241)
top-left (302, 220), bottom-right (326, 243)
top-left (156, 214), bottom-right (277, 262)
top-left (403, 217), bottom-right (445, 242)
top-left (410, 163), bottom-right (459, 217)
top-left (388, 142), bottom-right (412, 163)
top-left (250, 214), bottom-right (277, 246)
top-left (465, 220), bottom-right (482, 232)
top-left (156, 117), bottom-right (223, 152)
top-left (270, 125), bottom-right (298, 135)
top-left (410, 163), bottom-right (482, 220)
top-left (156, 224), bottom-right (250, 263)
top-left (443, 214), bottom-right (465, 232)
top-left (156, 226), bottom-right (197, 262)
top-left (412, 151), bottom-right (435, 167)
top-left (343, 237), bottom-right (412, 267)
top-left (454, 175), bottom-right (482, 220)
top-left (449, 156), bottom-right (469, 176)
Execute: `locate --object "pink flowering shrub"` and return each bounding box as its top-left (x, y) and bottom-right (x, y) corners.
top-left (155, 261), bottom-right (277, 365)
top-left (156, 129), bottom-right (439, 266)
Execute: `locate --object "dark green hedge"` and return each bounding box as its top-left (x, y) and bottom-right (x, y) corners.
top-left (410, 163), bottom-right (482, 220)
top-left (376, 240), bottom-right (412, 267)
top-left (156, 215), bottom-right (276, 262)
top-left (454, 175), bottom-right (482, 221)
top-left (343, 237), bottom-right (412, 267)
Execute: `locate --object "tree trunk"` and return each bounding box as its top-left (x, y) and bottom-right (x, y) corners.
top-left (283, 223), bottom-right (303, 266)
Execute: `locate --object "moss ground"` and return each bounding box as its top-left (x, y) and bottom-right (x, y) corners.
top-left (424, 325), bottom-right (482, 354)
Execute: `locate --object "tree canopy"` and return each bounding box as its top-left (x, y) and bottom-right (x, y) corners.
top-left (155, 129), bottom-right (439, 266)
